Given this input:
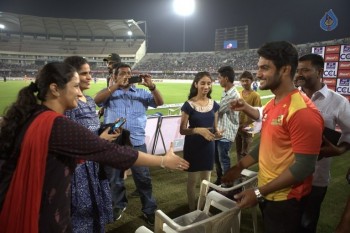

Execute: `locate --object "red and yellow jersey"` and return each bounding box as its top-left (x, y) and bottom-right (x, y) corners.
top-left (259, 90), bottom-right (324, 201)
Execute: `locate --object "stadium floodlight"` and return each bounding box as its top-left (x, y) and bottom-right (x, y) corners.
top-left (127, 30), bottom-right (133, 36)
top-left (173, 0), bottom-right (195, 17)
top-left (173, 0), bottom-right (195, 52)
top-left (0, 24), bottom-right (5, 30)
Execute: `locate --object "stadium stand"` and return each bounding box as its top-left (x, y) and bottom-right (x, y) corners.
top-left (1, 11), bottom-right (349, 79)
top-left (0, 11), bottom-right (146, 78)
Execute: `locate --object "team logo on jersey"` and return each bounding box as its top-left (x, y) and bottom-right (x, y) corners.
top-left (271, 115), bottom-right (284, 126)
top-left (320, 9), bottom-right (338, 31)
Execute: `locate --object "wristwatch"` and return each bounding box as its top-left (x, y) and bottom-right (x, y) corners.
top-left (254, 188), bottom-right (265, 203)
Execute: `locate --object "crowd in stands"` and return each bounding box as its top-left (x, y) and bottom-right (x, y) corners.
top-left (133, 38), bottom-right (349, 74)
top-left (0, 38), bottom-right (349, 79)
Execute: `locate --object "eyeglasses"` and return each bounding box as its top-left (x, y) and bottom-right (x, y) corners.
top-left (79, 71), bottom-right (92, 76)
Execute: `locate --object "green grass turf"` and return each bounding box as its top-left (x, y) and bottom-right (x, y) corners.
top-left (0, 80), bottom-right (273, 115)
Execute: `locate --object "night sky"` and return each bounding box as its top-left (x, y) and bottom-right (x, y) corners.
top-left (0, 0), bottom-right (349, 53)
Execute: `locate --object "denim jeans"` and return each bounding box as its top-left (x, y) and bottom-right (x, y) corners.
top-left (105, 144), bottom-right (157, 215)
top-left (214, 140), bottom-right (232, 183)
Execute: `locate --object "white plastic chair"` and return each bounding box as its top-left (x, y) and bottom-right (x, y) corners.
top-left (197, 169), bottom-right (259, 233)
top-left (135, 190), bottom-right (240, 233)
top-left (135, 169), bottom-right (258, 233)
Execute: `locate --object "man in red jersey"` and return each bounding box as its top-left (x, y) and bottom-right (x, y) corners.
top-left (222, 41), bottom-right (324, 233)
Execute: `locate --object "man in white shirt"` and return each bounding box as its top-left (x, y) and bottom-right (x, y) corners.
top-left (295, 53), bottom-right (350, 233)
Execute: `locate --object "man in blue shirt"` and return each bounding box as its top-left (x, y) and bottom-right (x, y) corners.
top-left (94, 63), bottom-right (164, 225)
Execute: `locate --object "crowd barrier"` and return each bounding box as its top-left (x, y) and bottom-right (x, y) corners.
top-left (145, 115), bottom-right (184, 155)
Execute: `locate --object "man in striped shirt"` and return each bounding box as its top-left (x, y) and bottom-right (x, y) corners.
top-left (214, 66), bottom-right (240, 185)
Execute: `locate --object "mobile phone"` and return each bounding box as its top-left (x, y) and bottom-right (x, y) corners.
top-left (108, 117), bottom-right (126, 133)
top-left (129, 75), bottom-right (142, 84)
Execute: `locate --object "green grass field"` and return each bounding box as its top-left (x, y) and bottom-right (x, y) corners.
top-left (0, 80), bottom-right (348, 232)
top-left (0, 80), bottom-right (273, 115)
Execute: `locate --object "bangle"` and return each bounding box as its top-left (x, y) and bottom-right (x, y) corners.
top-left (160, 156), bottom-right (166, 168)
top-left (107, 87), bottom-right (112, 94)
top-left (149, 84), bottom-right (156, 91)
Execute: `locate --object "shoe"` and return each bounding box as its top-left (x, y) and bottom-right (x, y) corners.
top-left (129, 190), bottom-right (140, 198)
top-left (113, 207), bottom-right (126, 221)
top-left (143, 213), bottom-right (155, 226)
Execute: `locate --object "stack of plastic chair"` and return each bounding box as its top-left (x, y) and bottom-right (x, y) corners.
top-left (135, 169), bottom-right (258, 233)
top-left (198, 169), bottom-right (258, 233)
top-left (135, 190), bottom-right (240, 233)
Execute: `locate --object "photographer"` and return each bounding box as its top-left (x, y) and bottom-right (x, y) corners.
top-left (94, 63), bottom-right (163, 225)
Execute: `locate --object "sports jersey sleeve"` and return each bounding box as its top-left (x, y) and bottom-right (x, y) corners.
top-left (287, 107), bottom-right (324, 155)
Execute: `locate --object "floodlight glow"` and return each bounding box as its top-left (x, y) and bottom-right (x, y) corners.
top-left (173, 0), bottom-right (195, 17)
top-left (127, 31), bottom-right (133, 36)
top-left (0, 24), bottom-right (5, 29)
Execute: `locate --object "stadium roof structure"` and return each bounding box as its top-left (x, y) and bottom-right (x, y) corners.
top-left (0, 11), bottom-right (146, 55)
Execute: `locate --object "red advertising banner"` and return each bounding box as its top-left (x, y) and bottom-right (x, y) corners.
top-left (339, 62), bottom-right (350, 69)
top-left (314, 44), bottom-right (350, 97)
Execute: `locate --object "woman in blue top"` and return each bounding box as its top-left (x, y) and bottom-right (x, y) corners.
top-left (180, 71), bottom-right (222, 210)
top-left (64, 56), bottom-right (119, 233)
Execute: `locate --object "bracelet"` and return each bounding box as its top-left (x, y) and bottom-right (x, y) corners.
top-left (149, 84), bottom-right (156, 91)
top-left (107, 87), bottom-right (112, 94)
top-left (160, 156), bottom-right (166, 168)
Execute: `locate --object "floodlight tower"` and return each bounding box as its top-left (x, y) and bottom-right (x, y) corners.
top-left (173, 0), bottom-right (195, 52)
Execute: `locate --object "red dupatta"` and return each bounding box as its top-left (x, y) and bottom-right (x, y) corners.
top-left (0, 111), bottom-right (61, 233)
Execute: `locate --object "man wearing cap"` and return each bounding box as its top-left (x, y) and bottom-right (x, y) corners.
top-left (103, 53), bottom-right (122, 87)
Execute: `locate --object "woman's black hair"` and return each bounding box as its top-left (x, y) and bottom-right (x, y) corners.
top-left (188, 71), bottom-right (212, 100)
top-left (0, 62), bottom-right (76, 159)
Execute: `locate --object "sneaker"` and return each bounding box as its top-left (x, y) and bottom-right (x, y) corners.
top-left (129, 190), bottom-right (140, 198)
top-left (143, 213), bottom-right (155, 226)
top-left (113, 207), bottom-right (126, 221)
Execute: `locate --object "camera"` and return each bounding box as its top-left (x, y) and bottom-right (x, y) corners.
top-left (129, 75), bottom-right (142, 84)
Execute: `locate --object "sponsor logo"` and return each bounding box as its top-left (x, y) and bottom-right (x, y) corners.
top-left (326, 62), bottom-right (337, 69)
top-left (326, 46), bottom-right (340, 53)
top-left (320, 9), bottom-right (338, 31)
top-left (322, 78), bottom-right (337, 85)
top-left (340, 53), bottom-right (350, 61)
top-left (336, 78), bottom-right (350, 95)
top-left (325, 54), bottom-right (339, 62)
top-left (339, 78), bottom-right (350, 86)
top-left (338, 70), bottom-right (350, 78)
top-left (324, 70), bottom-right (337, 78)
top-left (336, 86), bottom-right (350, 95)
top-left (339, 62), bottom-right (350, 69)
top-left (323, 62), bottom-right (338, 77)
top-left (313, 47), bottom-right (324, 54)
top-left (342, 45), bottom-right (350, 53)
